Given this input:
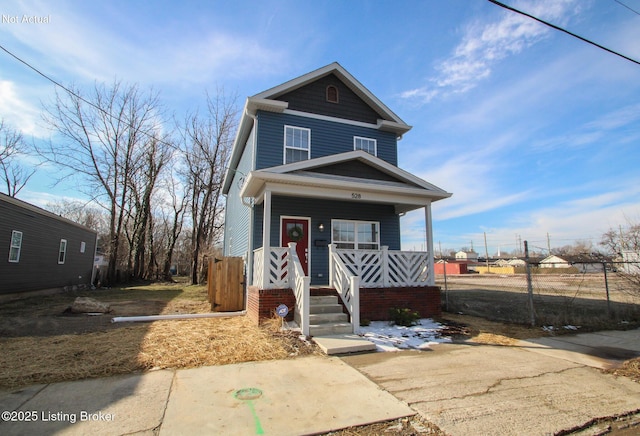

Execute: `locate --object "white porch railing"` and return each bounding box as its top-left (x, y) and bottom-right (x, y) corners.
top-left (253, 246), bottom-right (289, 289)
top-left (253, 244), bottom-right (432, 336)
top-left (329, 244), bottom-right (360, 334)
top-left (331, 245), bottom-right (431, 287)
top-left (288, 243), bottom-right (310, 337)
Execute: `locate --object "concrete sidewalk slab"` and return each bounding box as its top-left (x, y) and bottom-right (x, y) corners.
top-left (159, 355), bottom-right (414, 435)
top-left (313, 334), bottom-right (377, 355)
top-left (0, 369), bottom-right (174, 436)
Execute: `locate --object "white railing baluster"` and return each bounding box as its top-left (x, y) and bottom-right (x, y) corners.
top-left (333, 247), bottom-right (431, 288)
top-left (288, 243), bottom-right (310, 336)
top-left (329, 244), bottom-right (360, 334)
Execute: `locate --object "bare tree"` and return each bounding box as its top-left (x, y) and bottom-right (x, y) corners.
top-left (601, 220), bottom-right (640, 255)
top-left (125, 135), bottom-right (172, 279)
top-left (0, 119), bottom-right (36, 197)
top-left (40, 81), bottom-right (164, 284)
top-left (601, 220), bottom-right (640, 294)
top-left (180, 91), bottom-right (236, 284)
top-left (45, 199), bottom-right (110, 249)
top-left (157, 166), bottom-right (188, 281)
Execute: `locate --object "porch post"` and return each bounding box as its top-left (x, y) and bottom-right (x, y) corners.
top-left (262, 189), bottom-right (272, 289)
top-left (424, 201), bottom-right (435, 286)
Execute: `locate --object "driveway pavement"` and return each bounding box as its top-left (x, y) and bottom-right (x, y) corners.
top-left (342, 329), bottom-right (640, 436)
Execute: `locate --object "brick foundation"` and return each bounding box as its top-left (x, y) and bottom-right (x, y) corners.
top-left (358, 286), bottom-right (442, 321)
top-left (247, 286), bottom-right (295, 324)
top-left (247, 285), bottom-right (441, 325)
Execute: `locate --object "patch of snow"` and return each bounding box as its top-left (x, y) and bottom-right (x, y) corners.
top-left (359, 319), bottom-right (452, 352)
top-left (563, 325), bottom-right (580, 330)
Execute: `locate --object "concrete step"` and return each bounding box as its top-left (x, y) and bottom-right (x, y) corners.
top-left (309, 322), bottom-right (353, 336)
top-left (309, 304), bottom-right (344, 314)
top-left (313, 334), bottom-right (377, 355)
top-left (309, 295), bottom-right (338, 305)
top-left (309, 312), bottom-right (349, 324)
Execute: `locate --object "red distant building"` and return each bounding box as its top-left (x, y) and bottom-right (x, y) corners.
top-left (434, 261), bottom-right (468, 275)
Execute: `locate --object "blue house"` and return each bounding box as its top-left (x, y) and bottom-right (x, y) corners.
top-left (222, 63), bottom-right (451, 336)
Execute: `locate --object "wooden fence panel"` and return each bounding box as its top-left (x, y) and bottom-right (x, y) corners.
top-left (208, 257), bottom-right (245, 312)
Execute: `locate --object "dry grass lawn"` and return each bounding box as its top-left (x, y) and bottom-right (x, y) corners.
top-left (0, 281), bottom-right (318, 390)
top-left (0, 316), bottom-right (318, 389)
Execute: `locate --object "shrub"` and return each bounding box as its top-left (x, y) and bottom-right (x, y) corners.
top-left (389, 308), bottom-right (420, 327)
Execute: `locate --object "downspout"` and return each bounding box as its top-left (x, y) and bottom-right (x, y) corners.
top-left (242, 108), bottom-right (258, 291)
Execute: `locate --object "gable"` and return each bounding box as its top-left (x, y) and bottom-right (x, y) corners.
top-left (303, 160), bottom-right (421, 186)
top-left (275, 73), bottom-right (382, 124)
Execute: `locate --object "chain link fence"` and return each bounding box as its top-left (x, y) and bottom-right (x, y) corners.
top-left (437, 260), bottom-right (640, 329)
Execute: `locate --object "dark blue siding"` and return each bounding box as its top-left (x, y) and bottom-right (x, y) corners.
top-left (255, 111), bottom-right (398, 170)
top-left (253, 196), bottom-right (400, 285)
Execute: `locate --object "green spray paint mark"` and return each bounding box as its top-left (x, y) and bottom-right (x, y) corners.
top-left (234, 388), bottom-right (264, 435)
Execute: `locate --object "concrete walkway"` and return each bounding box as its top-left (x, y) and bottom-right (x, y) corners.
top-left (343, 328), bottom-right (640, 436)
top-left (0, 355), bottom-right (413, 436)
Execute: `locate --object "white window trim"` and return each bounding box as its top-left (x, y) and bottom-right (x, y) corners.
top-left (58, 239), bottom-right (67, 264)
top-left (331, 219), bottom-right (380, 250)
top-left (9, 230), bottom-right (22, 263)
top-left (283, 125), bottom-right (311, 164)
top-left (353, 136), bottom-right (377, 156)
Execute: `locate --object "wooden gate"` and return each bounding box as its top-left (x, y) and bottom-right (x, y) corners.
top-left (207, 257), bottom-right (245, 312)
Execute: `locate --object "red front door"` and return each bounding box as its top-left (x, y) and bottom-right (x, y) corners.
top-left (281, 217), bottom-right (309, 275)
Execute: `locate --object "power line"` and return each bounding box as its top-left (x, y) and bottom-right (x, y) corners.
top-left (615, 0), bottom-right (640, 16)
top-left (487, 0), bottom-right (640, 66)
top-left (0, 42), bottom-right (182, 151)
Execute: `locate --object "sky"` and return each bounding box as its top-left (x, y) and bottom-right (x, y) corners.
top-left (1, 0), bottom-right (640, 257)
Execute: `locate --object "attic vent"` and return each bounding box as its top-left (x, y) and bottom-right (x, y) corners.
top-left (326, 85), bottom-right (339, 103)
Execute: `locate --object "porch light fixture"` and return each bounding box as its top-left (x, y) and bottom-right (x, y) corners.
top-left (318, 223), bottom-right (325, 232)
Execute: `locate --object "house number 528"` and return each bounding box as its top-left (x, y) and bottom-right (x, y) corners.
top-left (351, 192), bottom-right (362, 199)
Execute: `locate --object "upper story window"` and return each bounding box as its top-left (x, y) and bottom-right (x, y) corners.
top-left (354, 136), bottom-right (377, 156)
top-left (284, 125), bottom-right (310, 164)
top-left (58, 239), bottom-right (67, 264)
top-left (9, 230), bottom-right (22, 263)
top-left (326, 85), bottom-right (339, 103)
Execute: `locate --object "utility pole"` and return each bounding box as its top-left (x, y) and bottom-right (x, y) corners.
top-left (484, 232), bottom-right (490, 272)
top-left (524, 240), bottom-right (535, 326)
top-left (547, 232), bottom-right (551, 254)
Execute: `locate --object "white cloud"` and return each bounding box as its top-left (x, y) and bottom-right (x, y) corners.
top-left (401, 0), bottom-right (581, 104)
top-left (1, 1), bottom-right (285, 86)
top-left (0, 80), bottom-right (43, 136)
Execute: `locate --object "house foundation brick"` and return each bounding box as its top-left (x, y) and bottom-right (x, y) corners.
top-left (358, 286), bottom-right (442, 321)
top-left (247, 286), bottom-right (295, 325)
top-left (248, 285), bottom-right (441, 325)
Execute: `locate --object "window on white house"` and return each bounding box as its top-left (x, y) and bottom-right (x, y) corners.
top-left (9, 230), bottom-right (22, 262)
top-left (332, 220), bottom-right (380, 250)
top-left (284, 125), bottom-right (310, 164)
top-left (58, 239), bottom-right (67, 264)
top-left (354, 136), bottom-right (377, 156)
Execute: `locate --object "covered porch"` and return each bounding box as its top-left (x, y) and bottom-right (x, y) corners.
top-left (241, 151), bottom-right (451, 336)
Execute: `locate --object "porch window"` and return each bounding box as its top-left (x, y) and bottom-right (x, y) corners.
top-left (332, 220), bottom-right (379, 249)
top-left (354, 136), bottom-right (377, 156)
top-left (9, 230), bottom-right (22, 263)
top-left (284, 125), bottom-right (310, 164)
